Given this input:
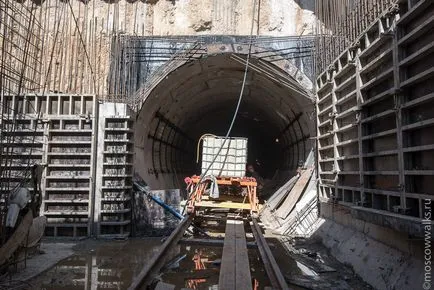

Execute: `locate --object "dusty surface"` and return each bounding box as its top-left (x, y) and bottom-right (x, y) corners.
top-left (260, 225), bottom-right (373, 290)
top-left (0, 241), bottom-right (75, 289)
top-left (0, 241), bottom-right (76, 289)
top-left (10, 242), bottom-right (75, 282)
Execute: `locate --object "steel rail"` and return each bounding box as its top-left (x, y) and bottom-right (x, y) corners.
top-left (128, 215), bottom-right (193, 290)
top-left (251, 218), bottom-right (291, 290)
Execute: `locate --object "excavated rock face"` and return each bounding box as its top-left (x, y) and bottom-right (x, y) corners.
top-left (191, 19), bottom-right (212, 32)
top-left (35, 0), bottom-right (315, 35)
top-left (28, 0), bottom-right (316, 96)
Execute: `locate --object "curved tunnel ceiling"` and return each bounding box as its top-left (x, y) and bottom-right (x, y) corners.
top-left (135, 53), bottom-right (315, 188)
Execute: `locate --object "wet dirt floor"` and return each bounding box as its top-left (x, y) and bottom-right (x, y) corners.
top-left (24, 238), bottom-right (164, 290)
top-left (21, 238), bottom-right (298, 290)
top-left (10, 213), bottom-right (372, 290)
top-left (12, 235), bottom-right (373, 290)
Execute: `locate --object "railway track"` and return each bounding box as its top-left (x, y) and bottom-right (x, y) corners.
top-left (128, 211), bottom-right (290, 290)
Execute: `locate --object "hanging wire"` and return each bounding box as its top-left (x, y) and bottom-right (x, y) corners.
top-left (181, 0), bottom-right (259, 215)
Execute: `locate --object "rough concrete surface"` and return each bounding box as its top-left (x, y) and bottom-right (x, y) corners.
top-left (25, 0), bottom-right (316, 98)
top-left (314, 218), bottom-right (425, 290)
top-left (7, 241), bottom-right (75, 282)
top-left (280, 236), bottom-right (374, 290)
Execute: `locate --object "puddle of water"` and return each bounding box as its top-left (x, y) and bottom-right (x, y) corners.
top-left (26, 239), bottom-right (275, 290)
top-left (24, 231), bottom-right (307, 290)
top-left (270, 238), bottom-right (305, 277)
top-left (161, 244), bottom-right (271, 290)
top-left (269, 238), bottom-right (309, 290)
top-left (26, 238), bottom-right (163, 290)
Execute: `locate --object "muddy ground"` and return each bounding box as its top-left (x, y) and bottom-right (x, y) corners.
top-left (0, 235), bottom-right (372, 290)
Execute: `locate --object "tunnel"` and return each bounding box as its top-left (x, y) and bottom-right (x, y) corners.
top-left (134, 52), bottom-right (316, 190)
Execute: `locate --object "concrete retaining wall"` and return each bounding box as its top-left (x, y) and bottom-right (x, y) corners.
top-left (315, 202), bottom-right (426, 290)
top-left (132, 189), bottom-right (181, 236)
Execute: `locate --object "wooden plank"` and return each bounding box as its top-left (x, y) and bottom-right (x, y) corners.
top-left (235, 221), bottom-right (251, 290)
top-left (219, 219), bottom-right (252, 290)
top-left (196, 201), bottom-right (253, 210)
top-left (260, 174), bottom-right (299, 229)
top-left (179, 238), bottom-right (260, 249)
top-left (275, 169), bottom-right (313, 219)
top-left (265, 174), bottom-right (299, 211)
top-left (219, 220), bottom-right (236, 289)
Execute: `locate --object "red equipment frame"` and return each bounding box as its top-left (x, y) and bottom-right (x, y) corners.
top-left (185, 175), bottom-right (259, 214)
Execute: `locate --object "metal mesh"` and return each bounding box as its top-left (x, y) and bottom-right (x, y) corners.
top-left (315, 0), bottom-right (398, 74)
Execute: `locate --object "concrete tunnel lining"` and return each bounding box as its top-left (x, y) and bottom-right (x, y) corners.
top-left (135, 52), bottom-right (315, 190)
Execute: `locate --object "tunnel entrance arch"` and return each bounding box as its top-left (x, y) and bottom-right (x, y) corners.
top-left (133, 43), bottom-right (316, 190)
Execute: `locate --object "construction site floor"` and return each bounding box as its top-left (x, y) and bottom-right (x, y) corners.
top-left (3, 236), bottom-right (372, 290)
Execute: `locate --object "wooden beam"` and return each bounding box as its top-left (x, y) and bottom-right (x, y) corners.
top-left (179, 238), bottom-right (261, 249)
top-left (218, 219), bottom-right (252, 290)
top-left (195, 201), bottom-right (257, 211)
top-left (275, 169), bottom-right (313, 219)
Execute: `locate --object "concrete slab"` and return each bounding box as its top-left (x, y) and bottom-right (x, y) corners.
top-left (9, 241), bottom-right (75, 282)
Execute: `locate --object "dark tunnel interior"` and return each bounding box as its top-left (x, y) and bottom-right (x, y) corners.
top-left (186, 104), bottom-right (286, 179)
top-left (135, 53), bottom-right (315, 189)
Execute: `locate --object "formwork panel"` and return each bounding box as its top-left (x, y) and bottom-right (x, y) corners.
top-left (95, 109), bottom-right (134, 238)
top-left (42, 95), bottom-right (97, 237)
top-left (0, 95), bottom-right (46, 227)
top-left (0, 94), bottom-right (97, 237)
top-left (317, 0), bottom-right (434, 220)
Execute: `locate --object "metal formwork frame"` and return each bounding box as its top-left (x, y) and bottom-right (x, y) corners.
top-left (317, 0), bottom-right (434, 219)
top-left (185, 176), bottom-right (259, 214)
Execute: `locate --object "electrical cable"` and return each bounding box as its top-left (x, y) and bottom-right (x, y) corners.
top-left (182, 0), bottom-right (258, 215)
top-left (195, 133), bottom-right (217, 164)
top-left (200, 0), bottom-right (257, 177)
